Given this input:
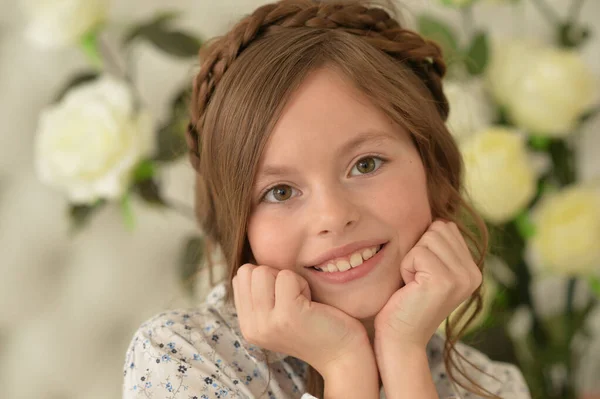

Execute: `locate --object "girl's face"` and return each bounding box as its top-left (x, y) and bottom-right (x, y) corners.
top-left (247, 68), bottom-right (432, 319)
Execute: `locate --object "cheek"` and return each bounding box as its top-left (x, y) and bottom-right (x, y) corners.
top-left (246, 211), bottom-right (300, 270)
top-left (374, 165), bottom-right (431, 243)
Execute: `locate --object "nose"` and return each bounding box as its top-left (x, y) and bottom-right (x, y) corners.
top-left (310, 183), bottom-right (360, 236)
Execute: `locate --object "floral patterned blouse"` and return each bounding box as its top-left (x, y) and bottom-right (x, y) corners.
top-left (122, 282), bottom-right (531, 399)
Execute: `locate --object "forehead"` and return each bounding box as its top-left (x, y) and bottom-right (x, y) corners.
top-left (260, 68), bottom-right (402, 163)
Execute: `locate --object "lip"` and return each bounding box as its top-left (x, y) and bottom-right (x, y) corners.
top-left (305, 239), bottom-right (388, 270)
top-left (306, 242), bottom-right (387, 284)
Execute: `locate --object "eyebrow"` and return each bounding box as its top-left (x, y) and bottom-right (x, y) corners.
top-left (256, 129), bottom-right (397, 182)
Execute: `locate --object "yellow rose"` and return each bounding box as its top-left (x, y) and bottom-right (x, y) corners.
top-left (487, 39), bottom-right (597, 137)
top-left (509, 48), bottom-right (597, 136)
top-left (445, 79), bottom-right (496, 141)
top-left (486, 39), bottom-right (541, 107)
top-left (461, 127), bottom-right (538, 224)
top-left (528, 185), bottom-right (600, 276)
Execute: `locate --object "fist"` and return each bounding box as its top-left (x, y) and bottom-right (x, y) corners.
top-left (374, 220), bottom-right (482, 347)
top-left (232, 264), bottom-right (370, 374)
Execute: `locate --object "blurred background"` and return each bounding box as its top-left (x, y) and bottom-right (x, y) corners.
top-left (0, 0), bottom-right (599, 398)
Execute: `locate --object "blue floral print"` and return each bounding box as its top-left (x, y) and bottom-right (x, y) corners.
top-left (123, 282), bottom-right (530, 398)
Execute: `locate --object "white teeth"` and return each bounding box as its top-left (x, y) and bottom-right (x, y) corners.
top-left (350, 253), bottom-right (363, 267)
top-left (336, 260), bottom-right (351, 272)
top-left (315, 244), bottom-right (384, 273)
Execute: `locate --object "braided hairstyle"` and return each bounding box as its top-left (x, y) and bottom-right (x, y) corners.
top-left (185, 0), bottom-right (495, 397)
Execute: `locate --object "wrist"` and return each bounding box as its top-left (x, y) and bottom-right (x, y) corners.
top-left (374, 323), bottom-right (430, 351)
top-left (320, 346), bottom-right (379, 399)
top-left (320, 345), bottom-right (377, 381)
top-left (374, 338), bottom-right (437, 399)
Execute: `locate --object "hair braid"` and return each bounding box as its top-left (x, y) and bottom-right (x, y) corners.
top-left (186, 0), bottom-right (448, 173)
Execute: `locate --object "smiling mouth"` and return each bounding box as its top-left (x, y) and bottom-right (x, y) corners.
top-left (310, 243), bottom-right (386, 272)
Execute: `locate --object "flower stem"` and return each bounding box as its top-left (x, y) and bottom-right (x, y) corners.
top-left (460, 6), bottom-right (475, 37)
top-left (563, 278), bottom-right (577, 399)
top-left (529, 0), bottom-right (561, 25)
top-left (98, 34), bottom-right (126, 79)
top-left (164, 197), bottom-right (195, 220)
top-left (568, 0), bottom-right (585, 23)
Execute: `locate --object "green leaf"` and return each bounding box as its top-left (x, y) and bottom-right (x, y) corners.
top-left (68, 199), bottom-right (106, 235)
top-left (179, 236), bottom-right (204, 297)
top-left (123, 11), bottom-right (201, 58)
top-left (440, 0), bottom-right (477, 7)
top-left (590, 277), bottom-right (600, 298)
top-left (123, 11), bottom-right (180, 46)
top-left (514, 211), bottom-right (536, 239)
top-left (133, 179), bottom-right (167, 206)
top-left (154, 89), bottom-right (191, 161)
top-left (417, 15), bottom-right (459, 62)
top-left (580, 106), bottom-right (600, 124)
top-left (53, 72), bottom-right (100, 103)
top-left (79, 30), bottom-right (103, 69)
top-left (142, 28), bottom-right (202, 58)
top-left (465, 31), bottom-right (489, 75)
top-left (132, 159), bottom-right (156, 183)
top-left (558, 22), bottom-right (591, 49)
top-left (120, 193), bottom-right (135, 231)
top-left (528, 135), bottom-right (552, 151)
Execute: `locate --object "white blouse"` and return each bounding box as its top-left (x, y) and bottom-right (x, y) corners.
top-left (123, 282), bottom-right (531, 398)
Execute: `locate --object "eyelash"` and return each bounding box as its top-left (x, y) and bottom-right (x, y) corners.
top-left (259, 155), bottom-right (387, 204)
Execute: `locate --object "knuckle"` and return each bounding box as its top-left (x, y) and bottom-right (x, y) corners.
top-left (237, 263), bottom-right (254, 276)
top-left (254, 265), bottom-right (270, 277)
top-left (431, 220), bottom-right (447, 230)
top-left (273, 313), bottom-right (294, 331)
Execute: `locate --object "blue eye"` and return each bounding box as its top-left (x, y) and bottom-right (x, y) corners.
top-left (350, 156), bottom-right (384, 176)
top-left (262, 184), bottom-right (298, 203)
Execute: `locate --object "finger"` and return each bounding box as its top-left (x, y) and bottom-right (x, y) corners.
top-left (275, 269), bottom-right (311, 310)
top-left (433, 221), bottom-right (482, 285)
top-left (251, 266), bottom-right (278, 312)
top-left (446, 220), bottom-right (471, 254)
top-left (400, 245), bottom-right (449, 286)
top-left (418, 230), bottom-right (463, 273)
top-left (235, 263), bottom-right (256, 314)
top-left (428, 220), bottom-right (466, 262)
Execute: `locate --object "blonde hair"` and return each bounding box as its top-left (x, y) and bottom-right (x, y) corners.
top-left (185, 0), bottom-right (496, 397)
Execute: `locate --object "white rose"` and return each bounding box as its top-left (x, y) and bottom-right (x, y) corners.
top-left (528, 184), bottom-right (600, 276)
top-left (487, 39), bottom-right (597, 137)
top-left (461, 126), bottom-right (538, 224)
top-left (445, 78), bottom-right (496, 141)
top-left (486, 39), bottom-right (541, 107)
top-left (35, 76), bottom-right (155, 204)
top-left (19, 0), bottom-right (108, 48)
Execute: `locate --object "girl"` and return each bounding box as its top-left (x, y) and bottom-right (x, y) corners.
top-left (123, 1), bottom-right (531, 398)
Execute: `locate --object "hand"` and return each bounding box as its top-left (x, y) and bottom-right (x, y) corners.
top-left (374, 219), bottom-right (482, 348)
top-left (232, 264), bottom-right (372, 376)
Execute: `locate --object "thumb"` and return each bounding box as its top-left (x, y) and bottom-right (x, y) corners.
top-left (275, 270), bottom-right (312, 308)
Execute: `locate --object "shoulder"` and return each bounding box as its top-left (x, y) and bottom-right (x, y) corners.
top-left (122, 282), bottom-right (301, 398)
top-left (427, 334), bottom-right (531, 399)
top-left (122, 283), bottom-right (246, 398)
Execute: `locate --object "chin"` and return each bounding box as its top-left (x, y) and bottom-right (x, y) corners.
top-left (317, 283), bottom-right (398, 320)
